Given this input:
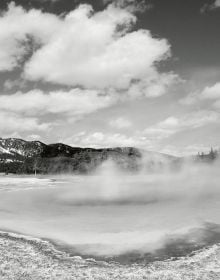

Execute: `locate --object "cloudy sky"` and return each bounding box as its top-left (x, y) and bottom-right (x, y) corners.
top-left (0, 0), bottom-right (220, 155)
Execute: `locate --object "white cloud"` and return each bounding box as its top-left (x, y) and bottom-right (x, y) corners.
top-left (144, 111), bottom-right (219, 140)
top-left (166, 111), bottom-right (219, 129)
top-left (24, 5), bottom-right (170, 89)
top-left (109, 117), bottom-right (132, 129)
top-left (103, 0), bottom-right (151, 13)
top-left (200, 83), bottom-right (220, 99)
top-left (200, 82), bottom-right (220, 109)
top-left (214, 0), bottom-right (220, 8)
top-left (0, 88), bottom-right (119, 138)
top-left (0, 3), bottom-right (60, 71)
top-left (180, 82), bottom-right (220, 106)
top-left (65, 111), bottom-right (219, 149)
top-left (61, 110), bottom-right (220, 153)
top-left (127, 72), bottom-right (177, 98)
top-left (0, 2), bottom-right (181, 145)
top-left (0, 89), bottom-right (116, 117)
top-left (64, 131), bottom-right (150, 148)
top-left (0, 3), bottom-right (174, 95)
top-left (0, 111), bottom-right (49, 135)
top-left (201, 0), bottom-right (220, 12)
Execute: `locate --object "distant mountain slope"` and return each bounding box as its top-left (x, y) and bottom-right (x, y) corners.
top-left (0, 137), bottom-right (178, 174)
top-left (0, 138), bottom-right (45, 158)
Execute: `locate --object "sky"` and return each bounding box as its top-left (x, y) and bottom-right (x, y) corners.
top-left (0, 0), bottom-right (220, 156)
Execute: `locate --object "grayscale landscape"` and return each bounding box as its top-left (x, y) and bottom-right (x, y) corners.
top-left (0, 138), bottom-right (220, 278)
top-left (0, 0), bottom-right (220, 279)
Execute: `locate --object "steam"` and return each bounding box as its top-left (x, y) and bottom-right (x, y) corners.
top-left (58, 158), bottom-right (220, 206)
top-left (0, 157), bottom-right (220, 259)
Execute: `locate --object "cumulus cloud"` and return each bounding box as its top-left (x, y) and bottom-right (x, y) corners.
top-left (24, 5), bottom-right (170, 90)
top-left (103, 0), bottom-right (151, 13)
top-left (0, 89), bottom-right (116, 117)
top-left (64, 111), bottom-right (219, 149)
top-left (180, 82), bottom-right (220, 107)
top-left (200, 82), bottom-right (220, 109)
top-left (0, 2), bottom-right (60, 71)
top-left (0, 2), bottom-right (180, 144)
top-left (0, 88), bottom-right (119, 138)
top-left (0, 2), bottom-right (174, 95)
top-left (127, 72), bottom-right (178, 98)
top-left (0, 111), bottom-right (49, 135)
top-left (214, 0), bottom-right (220, 8)
top-left (200, 83), bottom-right (220, 100)
top-left (61, 110), bottom-right (219, 152)
top-left (201, 0), bottom-right (220, 12)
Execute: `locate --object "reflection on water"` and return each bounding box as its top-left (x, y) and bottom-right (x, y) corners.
top-left (0, 161), bottom-right (220, 260)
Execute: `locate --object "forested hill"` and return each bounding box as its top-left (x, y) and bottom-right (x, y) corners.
top-left (0, 137), bottom-right (192, 174)
top-left (0, 137), bottom-right (177, 174)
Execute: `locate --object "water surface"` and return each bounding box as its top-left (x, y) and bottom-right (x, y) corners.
top-left (0, 166), bottom-right (220, 262)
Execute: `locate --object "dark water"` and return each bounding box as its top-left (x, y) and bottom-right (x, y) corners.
top-left (48, 222), bottom-right (220, 264)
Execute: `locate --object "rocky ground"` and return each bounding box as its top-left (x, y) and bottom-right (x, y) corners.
top-left (0, 231), bottom-right (220, 279)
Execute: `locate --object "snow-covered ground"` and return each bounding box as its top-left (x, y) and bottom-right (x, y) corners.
top-left (0, 175), bottom-right (56, 191)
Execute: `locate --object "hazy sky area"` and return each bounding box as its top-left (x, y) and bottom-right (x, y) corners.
top-left (0, 0), bottom-right (220, 155)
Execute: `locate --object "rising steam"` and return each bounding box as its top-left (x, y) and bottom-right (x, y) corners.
top-left (0, 157), bottom-right (220, 259)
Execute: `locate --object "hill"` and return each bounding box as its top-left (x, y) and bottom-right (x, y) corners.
top-left (0, 137), bottom-right (178, 174)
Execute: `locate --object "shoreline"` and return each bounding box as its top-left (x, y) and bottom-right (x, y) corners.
top-left (1, 223), bottom-right (220, 265)
top-left (0, 229), bottom-right (220, 279)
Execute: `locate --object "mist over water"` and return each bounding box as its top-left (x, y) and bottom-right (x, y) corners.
top-left (0, 158), bottom-right (220, 260)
